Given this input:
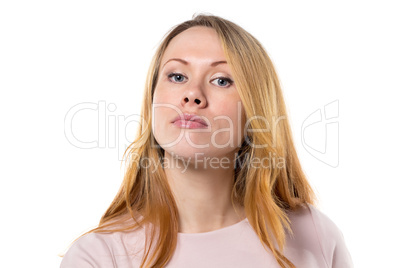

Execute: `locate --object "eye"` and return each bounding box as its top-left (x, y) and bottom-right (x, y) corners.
top-left (168, 73), bottom-right (187, 83)
top-left (211, 77), bottom-right (234, 88)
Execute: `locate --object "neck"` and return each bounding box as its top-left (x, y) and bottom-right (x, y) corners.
top-left (163, 151), bottom-right (245, 233)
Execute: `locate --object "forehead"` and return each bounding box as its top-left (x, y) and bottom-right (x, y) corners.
top-left (161, 26), bottom-right (226, 63)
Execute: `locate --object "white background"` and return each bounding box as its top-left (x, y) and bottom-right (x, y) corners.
top-left (1, 1), bottom-right (401, 267)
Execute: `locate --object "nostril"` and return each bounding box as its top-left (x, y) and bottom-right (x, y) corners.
top-left (195, 99), bottom-right (201, 104)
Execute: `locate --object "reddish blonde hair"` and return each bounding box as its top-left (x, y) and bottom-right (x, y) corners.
top-left (83, 14), bottom-right (316, 268)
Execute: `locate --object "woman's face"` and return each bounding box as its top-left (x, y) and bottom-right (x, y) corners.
top-left (152, 26), bottom-right (246, 162)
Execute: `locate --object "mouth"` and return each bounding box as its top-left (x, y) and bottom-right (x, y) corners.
top-left (172, 113), bottom-right (209, 129)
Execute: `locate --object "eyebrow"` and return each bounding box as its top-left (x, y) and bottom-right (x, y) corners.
top-left (162, 58), bottom-right (227, 68)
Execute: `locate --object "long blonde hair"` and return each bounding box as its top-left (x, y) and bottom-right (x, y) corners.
top-left (87, 14), bottom-right (316, 268)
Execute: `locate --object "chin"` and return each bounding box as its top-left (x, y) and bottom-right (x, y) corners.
top-left (164, 144), bottom-right (238, 163)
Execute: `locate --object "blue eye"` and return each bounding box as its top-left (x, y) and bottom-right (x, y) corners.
top-left (211, 77), bottom-right (233, 88)
top-left (167, 73), bottom-right (233, 88)
top-left (168, 73), bottom-right (186, 83)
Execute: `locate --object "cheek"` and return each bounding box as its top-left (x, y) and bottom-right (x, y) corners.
top-left (152, 90), bottom-right (183, 145)
top-left (153, 87), bottom-right (176, 115)
top-left (212, 103), bottom-right (245, 144)
top-left (221, 102), bottom-right (243, 128)
top-left (152, 89), bottom-right (168, 138)
top-left (152, 87), bottom-right (164, 104)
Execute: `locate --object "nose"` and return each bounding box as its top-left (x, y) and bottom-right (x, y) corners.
top-left (181, 85), bottom-right (207, 109)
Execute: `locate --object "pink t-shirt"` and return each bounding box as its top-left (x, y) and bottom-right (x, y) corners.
top-left (60, 204), bottom-right (353, 267)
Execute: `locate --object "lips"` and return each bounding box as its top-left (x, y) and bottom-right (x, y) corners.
top-left (172, 113), bottom-right (209, 128)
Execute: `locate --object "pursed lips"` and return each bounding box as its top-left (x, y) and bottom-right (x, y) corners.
top-left (172, 113), bottom-right (209, 128)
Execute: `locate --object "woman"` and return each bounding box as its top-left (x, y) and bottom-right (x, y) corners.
top-left (61, 14), bottom-right (353, 268)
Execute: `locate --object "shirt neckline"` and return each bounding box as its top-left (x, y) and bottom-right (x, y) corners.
top-left (177, 217), bottom-right (248, 237)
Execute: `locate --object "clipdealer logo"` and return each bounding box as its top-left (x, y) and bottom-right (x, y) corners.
top-left (301, 100), bottom-right (339, 167)
top-left (64, 99), bottom-right (340, 167)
